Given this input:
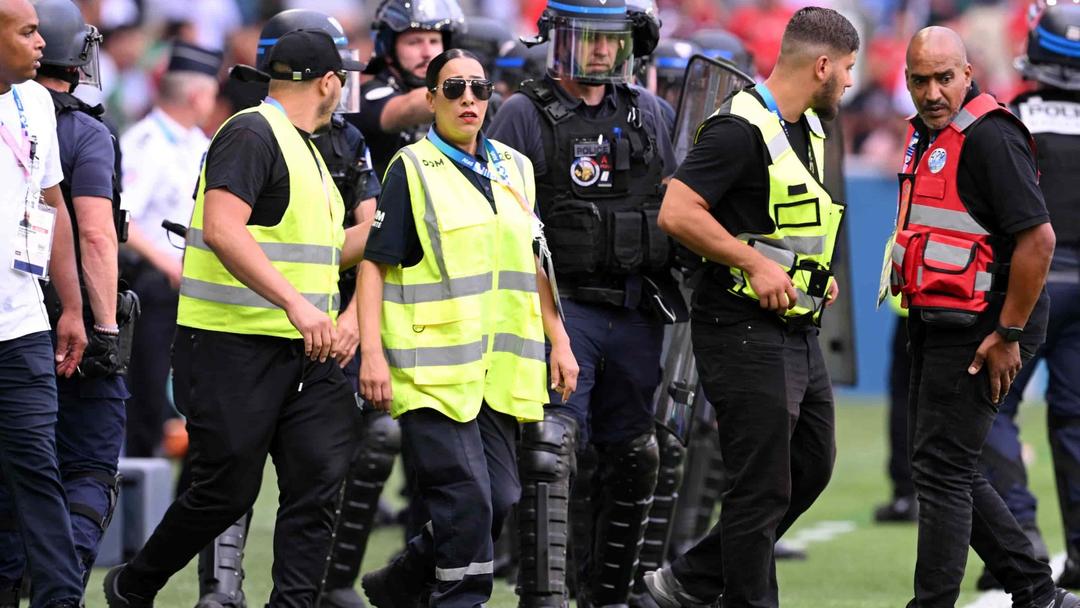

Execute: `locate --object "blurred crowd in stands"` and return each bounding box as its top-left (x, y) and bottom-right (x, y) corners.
top-left (79, 0), bottom-right (1041, 175)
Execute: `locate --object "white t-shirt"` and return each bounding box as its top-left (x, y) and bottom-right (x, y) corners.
top-left (0, 80), bottom-right (63, 342)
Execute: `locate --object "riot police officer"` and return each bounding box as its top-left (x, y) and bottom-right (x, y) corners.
top-left (193, 10), bottom-right (387, 608)
top-left (645, 39), bottom-right (700, 111)
top-left (355, 0), bottom-right (464, 180)
top-left (493, 41), bottom-right (548, 95)
top-left (0, 0), bottom-right (134, 601)
top-left (456, 16), bottom-right (515, 76)
top-left (488, 1), bottom-right (679, 606)
top-left (976, 0), bottom-right (1080, 589)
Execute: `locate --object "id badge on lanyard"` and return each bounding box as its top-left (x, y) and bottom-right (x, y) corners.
top-left (2, 88), bottom-right (56, 280)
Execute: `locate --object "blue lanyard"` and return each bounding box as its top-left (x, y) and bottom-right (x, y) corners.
top-left (152, 113), bottom-right (179, 145)
top-left (1, 88), bottom-right (34, 176)
top-left (263, 96), bottom-right (286, 115)
top-left (754, 83), bottom-right (788, 137)
top-left (8, 88), bottom-right (29, 140)
top-left (425, 126), bottom-right (514, 189)
top-left (901, 129), bottom-right (939, 173)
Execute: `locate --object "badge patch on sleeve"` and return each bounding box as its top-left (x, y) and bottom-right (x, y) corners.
top-left (928, 148), bottom-right (947, 174)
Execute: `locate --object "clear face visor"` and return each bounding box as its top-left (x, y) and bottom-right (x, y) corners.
top-left (548, 18), bottom-right (634, 84)
top-left (338, 48), bottom-right (362, 113)
top-left (77, 25), bottom-right (104, 90)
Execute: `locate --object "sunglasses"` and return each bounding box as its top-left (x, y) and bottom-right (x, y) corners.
top-left (433, 78), bottom-right (494, 101)
top-left (331, 70), bottom-right (347, 87)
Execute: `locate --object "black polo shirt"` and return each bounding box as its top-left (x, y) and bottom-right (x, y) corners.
top-left (674, 87), bottom-right (817, 327)
top-left (906, 84), bottom-right (1050, 347)
top-left (364, 132), bottom-right (497, 268)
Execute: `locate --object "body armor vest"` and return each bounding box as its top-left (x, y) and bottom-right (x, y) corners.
top-left (520, 80), bottom-right (668, 283)
top-left (1013, 90), bottom-right (1080, 246)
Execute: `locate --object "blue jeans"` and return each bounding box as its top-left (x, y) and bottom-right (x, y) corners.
top-left (0, 331), bottom-right (83, 607)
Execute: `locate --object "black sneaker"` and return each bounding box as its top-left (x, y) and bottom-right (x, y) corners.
top-left (642, 568), bottom-right (712, 608)
top-left (873, 496), bottom-right (918, 523)
top-left (1042, 588), bottom-right (1080, 608)
top-left (321, 588), bottom-right (367, 608)
top-left (361, 557), bottom-right (422, 608)
top-left (103, 565), bottom-right (154, 608)
top-left (1059, 560), bottom-right (1080, 589)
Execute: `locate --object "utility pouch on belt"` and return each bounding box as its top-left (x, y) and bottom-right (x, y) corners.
top-left (546, 199), bottom-right (673, 276)
top-left (116, 289), bottom-right (141, 371)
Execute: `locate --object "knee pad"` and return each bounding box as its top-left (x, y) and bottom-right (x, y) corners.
top-left (634, 427), bottom-right (686, 593)
top-left (516, 412), bottom-right (577, 607)
top-left (64, 470), bottom-right (121, 533)
top-left (588, 432), bottom-right (660, 606)
top-left (323, 413), bottom-right (401, 592)
top-left (197, 513), bottom-right (250, 608)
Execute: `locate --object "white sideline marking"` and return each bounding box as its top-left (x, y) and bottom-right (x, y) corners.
top-left (961, 553), bottom-right (1066, 608)
top-left (781, 520), bottom-right (858, 551)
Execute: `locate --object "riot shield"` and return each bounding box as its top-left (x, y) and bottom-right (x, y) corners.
top-left (673, 55), bottom-right (754, 164)
top-left (817, 115), bottom-right (858, 386)
top-left (653, 309), bottom-right (698, 445)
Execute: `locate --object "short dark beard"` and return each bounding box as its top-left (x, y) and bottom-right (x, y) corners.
top-left (811, 72), bottom-right (842, 121)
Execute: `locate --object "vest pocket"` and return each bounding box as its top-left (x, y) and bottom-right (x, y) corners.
top-left (546, 199), bottom-right (604, 274)
top-left (409, 304), bottom-right (485, 386)
top-left (642, 208), bottom-right (672, 271)
top-left (773, 196), bottom-right (821, 229)
top-left (438, 212), bottom-right (494, 280)
top-left (898, 231), bottom-right (978, 300)
top-left (610, 210), bottom-right (644, 272)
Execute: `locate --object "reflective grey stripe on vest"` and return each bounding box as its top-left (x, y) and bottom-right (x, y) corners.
top-left (400, 148), bottom-right (453, 284)
top-left (493, 333), bottom-right (545, 362)
top-left (924, 240), bottom-right (974, 268)
top-left (909, 204), bottom-right (990, 235)
top-left (497, 271), bottom-right (538, 293)
top-left (737, 234), bottom-right (825, 256)
top-left (181, 277), bottom-right (338, 311)
top-left (796, 289), bottom-right (823, 311)
top-left (975, 271), bottom-right (993, 292)
top-left (186, 227), bottom-right (341, 266)
top-left (749, 239), bottom-right (796, 270)
top-left (435, 560), bottom-right (495, 582)
top-left (384, 339), bottom-right (486, 369)
top-left (383, 273), bottom-right (493, 305)
top-left (892, 242), bottom-right (906, 266)
top-left (764, 131), bottom-right (790, 164)
top-left (952, 107), bottom-right (979, 131)
top-left (806, 113), bottom-right (825, 138)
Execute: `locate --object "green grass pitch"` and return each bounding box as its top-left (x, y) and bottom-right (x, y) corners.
top-left (84, 399), bottom-right (1063, 607)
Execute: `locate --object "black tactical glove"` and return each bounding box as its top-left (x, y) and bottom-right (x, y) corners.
top-left (80, 330), bottom-right (124, 378)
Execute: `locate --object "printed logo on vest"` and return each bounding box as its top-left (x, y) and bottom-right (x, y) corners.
top-left (570, 157), bottom-right (601, 187)
top-left (928, 148), bottom-right (947, 174)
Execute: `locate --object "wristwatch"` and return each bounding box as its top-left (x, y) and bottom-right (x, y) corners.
top-left (995, 324), bottom-right (1024, 342)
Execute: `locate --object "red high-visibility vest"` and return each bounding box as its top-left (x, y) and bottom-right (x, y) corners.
top-left (889, 93), bottom-right (1036, 315)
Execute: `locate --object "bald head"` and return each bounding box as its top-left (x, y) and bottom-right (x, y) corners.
top-left (0, 0), bottom-right (43, 89)
top-left (907, 26), bottom-right (968, 68)
top-left (905, 26), bottom-right (973, 130)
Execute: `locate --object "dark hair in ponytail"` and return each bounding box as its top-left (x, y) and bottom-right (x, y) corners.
top-left (424, 48), bottom-right (484, 91)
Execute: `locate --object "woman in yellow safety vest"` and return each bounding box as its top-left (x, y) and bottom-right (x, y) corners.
top-left (356, 49), bottom-right (578, 608)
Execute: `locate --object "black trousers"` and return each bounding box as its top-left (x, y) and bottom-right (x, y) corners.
top-left (124, 327), bottom-right (357, 607)
top-left (906, 321), bottom-right (1054, 607)
top-left (398, 404), bottom-right (520, 608)
top-left (125, 268), bottom-right (178, 457)
top-left (671, 318), bottom-right (835, 608)
top-left (889, 319), bottom-right (915, 498)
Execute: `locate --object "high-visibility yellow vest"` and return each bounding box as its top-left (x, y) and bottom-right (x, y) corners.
top-left (711, 90), bottom-right (846, 322)
top-left (382, 137), bottom-right (547, 423)
top-left (177, 102), bottom-right (345, 338)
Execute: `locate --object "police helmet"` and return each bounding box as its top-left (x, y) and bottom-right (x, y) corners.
top-left (526, 0), bottom-right (636, 85)
top-left (494, 41), bottom-right (549, 93)
top-left (648, 39), bottom-right (699, 106)
top-left (1017, 0), bottom-right (1080, 90)
top-left (32, 0), bottom-right (104, 90)
top-left (689, 28), bottom-right (754, 78)
top-left (457, 16), bottom-right (516, 76)
top-left (256, 9), bottom-right (362, 113)
top-left (367, 0), bottom-right (465, 77)
top-left (626, 0), bottom-right (661, 58)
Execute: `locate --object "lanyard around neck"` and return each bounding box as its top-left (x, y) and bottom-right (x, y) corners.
top-left (754, 83), bottom-right (819, 180)
top-left (1, 88), bottom-right (34, 178)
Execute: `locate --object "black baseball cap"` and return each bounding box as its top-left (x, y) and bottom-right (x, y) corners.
top-left (266, 29), bottom-right (365, 81)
